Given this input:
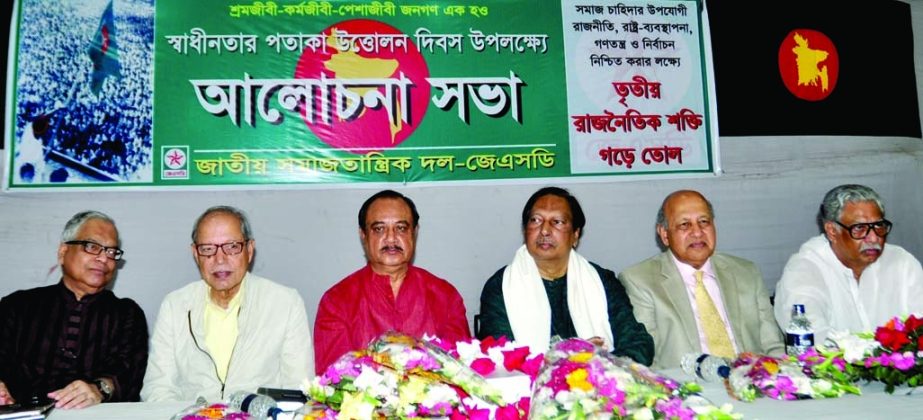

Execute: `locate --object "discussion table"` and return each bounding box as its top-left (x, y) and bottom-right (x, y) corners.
top-left (46, 369), bottom-right (922, 419)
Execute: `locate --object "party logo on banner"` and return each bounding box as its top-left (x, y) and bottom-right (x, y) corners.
top-left (161, 146), bottom-right (189, 179)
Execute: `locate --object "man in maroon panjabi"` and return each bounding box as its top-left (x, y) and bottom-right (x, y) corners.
top-left (313, 190), bottom-right (471, 373)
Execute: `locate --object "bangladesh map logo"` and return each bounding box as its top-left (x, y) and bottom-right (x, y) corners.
top-left (778, 29), bottom-right (839, 102)
top-left (162, 146), bottom-right (189, 179)
top-left (294, 19), bottom-right (431, 153)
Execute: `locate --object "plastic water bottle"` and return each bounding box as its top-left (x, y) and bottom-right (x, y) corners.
top-left (226, 391), bottom-right (282, 420)
top-left (785, 304), bottom-right (814, 357)
top-left (681, 353), bottom-right (730, 382)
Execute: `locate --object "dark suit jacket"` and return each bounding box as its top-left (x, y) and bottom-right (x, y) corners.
top-left (619, 251), bottom-right (784, 369)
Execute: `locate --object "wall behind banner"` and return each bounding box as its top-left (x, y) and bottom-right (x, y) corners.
top-left (0, 2), bottom-right (921, 337)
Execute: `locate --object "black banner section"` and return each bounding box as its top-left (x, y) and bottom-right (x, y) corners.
top-left (707, 0), bottom-right (921, 138)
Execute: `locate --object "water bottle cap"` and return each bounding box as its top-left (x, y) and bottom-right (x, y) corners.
top-left (240, 393), bottom-right (258, 412)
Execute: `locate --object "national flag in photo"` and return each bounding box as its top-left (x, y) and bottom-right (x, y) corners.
top-left (706, 0), bottom-right (921, 138)
top-left (86, 0), bottom-right (121, 95)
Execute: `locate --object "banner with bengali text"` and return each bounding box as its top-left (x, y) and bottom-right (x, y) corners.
top-left (4, 0), bottom-right (715, 189)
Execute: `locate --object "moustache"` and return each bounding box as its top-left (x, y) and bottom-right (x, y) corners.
top-left (380, 245), bottom-right (404, 252)
top-left (860, 243), bottom-right (882, 252)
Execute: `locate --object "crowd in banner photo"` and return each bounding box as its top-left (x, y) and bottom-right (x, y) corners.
top-left (13, 0), bottom-right (154, 184)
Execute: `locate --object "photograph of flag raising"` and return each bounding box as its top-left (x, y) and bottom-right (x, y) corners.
top-left (87, 0), bottom-right (122, 96)
top-left (9, 0), bottom-right (154, 185)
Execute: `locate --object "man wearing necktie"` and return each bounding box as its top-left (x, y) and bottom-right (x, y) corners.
top-left (619, 190), bottom-right (784, 369)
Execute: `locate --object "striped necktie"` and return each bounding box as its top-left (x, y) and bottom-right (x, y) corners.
top-left (694, 270), bottom-right (735, 359)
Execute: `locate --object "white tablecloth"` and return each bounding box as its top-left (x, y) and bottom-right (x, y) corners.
top-left (46, 401), bottom-right (189, 420)
top-left (46, 401), bottom-right (303, 420)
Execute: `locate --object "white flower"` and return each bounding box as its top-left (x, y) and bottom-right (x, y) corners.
top-left (728, 367), bottom-right (751, 394)
top-left (354, 365), bottom-right (388, 395)
top-left (540, 404), bottom-right (560, 418)
top-left (826, 330), bottom-right (878, 362)
top-left (485, 346), bottom-right (511, 366)
top-left (455, 340), bottom-right (484, 364)
top-left (632, 407), bottom-right (655, 420)
top-left (554, 390), bottom-right (574, 410)
top-left (421, 383), bottom-right (460, 407)
top-left (789, 375), bottom-right (814, 394)
top-left (811, 379), bottom-right (833, 394)
top-left (300, 377), bottom-right (312, 395)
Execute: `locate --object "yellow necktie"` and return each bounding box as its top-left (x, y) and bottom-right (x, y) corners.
top-left (694, 270), bottom-right (735, 359)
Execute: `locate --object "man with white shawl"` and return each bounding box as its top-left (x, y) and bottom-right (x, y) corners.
top-left (477, 187), bottom-right (654, 365)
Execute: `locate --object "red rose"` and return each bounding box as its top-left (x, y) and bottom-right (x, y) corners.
top-left (520, 354), bottom-right (545, 379)
top-left (875, 326), bottom-right (911, 351)
top-left (903, 314), bottom-right (923, 333)
top-left (479, 336), bottom-right (509, 354)
top-left (502, 346), bottom-right (531, 371)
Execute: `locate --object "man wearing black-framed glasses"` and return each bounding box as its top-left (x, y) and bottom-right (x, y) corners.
top-left (142, 206), bottom-right (312, 402)
top-left (0, 211), bottom-right (148, 409)
top-left (775, 184), bottom-right (923, 345)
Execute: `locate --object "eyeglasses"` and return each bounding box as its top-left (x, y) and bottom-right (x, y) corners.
top-left (834, 219), bottom-right (892, 240)
top-left (194, 241), bottom-right (247, 256)
top-left (65, 240), bottom-right (124, 261)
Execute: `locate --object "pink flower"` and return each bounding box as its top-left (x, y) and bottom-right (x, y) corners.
top-left (765, 375), bottom-right (798, 400)
top-left (470, 357), bottom-right (496, 376)
top-left (495, 404), bottom-right (523, 420)
top-left (595, 374), bottom-right (621, 400)
top-left (429, 337), bottom-right (456, 353)
top-left (889, 351), bottom-right (916, 371)
top-left (515, 396), bottom-right (530, 415)
top-left (655, 397), bottom-right (695, 420)
top-left (547, 362), bottom-right (583, 394)
top-left (520, 354), bottom-right (544, 379)
top-left (603, 398), bottom-right (627, 417)
top-left (555, 338), bottom-right (595, 353)
top-left (465, 407), bottom-right (491, 420)
top-left (449, 411), bottom-right (468, 420)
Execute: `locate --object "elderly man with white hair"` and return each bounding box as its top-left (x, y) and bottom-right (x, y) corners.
top-left (774, 184), bottom-right (923, 345)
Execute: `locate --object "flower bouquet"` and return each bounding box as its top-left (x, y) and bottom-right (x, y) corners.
top-left (454, 335), bottom-right (545, 381)
top-left (304, 332), bottom-right (515, 418)
top-left (530, 337), bottom-right (738, 419)
top-left (369, 332), bottom-right (509, 405)
top-left (453, 335), bottom-right (543, 418)
top-left (171, 402), bottom-right (248, 420)
top-left (726, 352), bottom-right (860, 402)
top-left (828, 314), bottom-right (923, 394)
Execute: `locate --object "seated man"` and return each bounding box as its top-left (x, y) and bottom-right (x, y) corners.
top-left (478, 187), bottom-right (654, 365)
top-left (142, 206), bottom-right (313, 402)
top-left (774, 184), bottom-right (923, 344)
top-left (0, 211), bottom-right (148, 408)
top-left (620, 190), bottom-right (783, 369)
top-left (314, 190), bottom-right (471, 373)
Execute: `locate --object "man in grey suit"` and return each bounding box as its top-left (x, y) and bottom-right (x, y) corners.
top-left (620, 190), bottom-right (784, 369)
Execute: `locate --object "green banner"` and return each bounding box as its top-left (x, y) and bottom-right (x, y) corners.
top-left (5, 0), bottom-right (713, 189)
